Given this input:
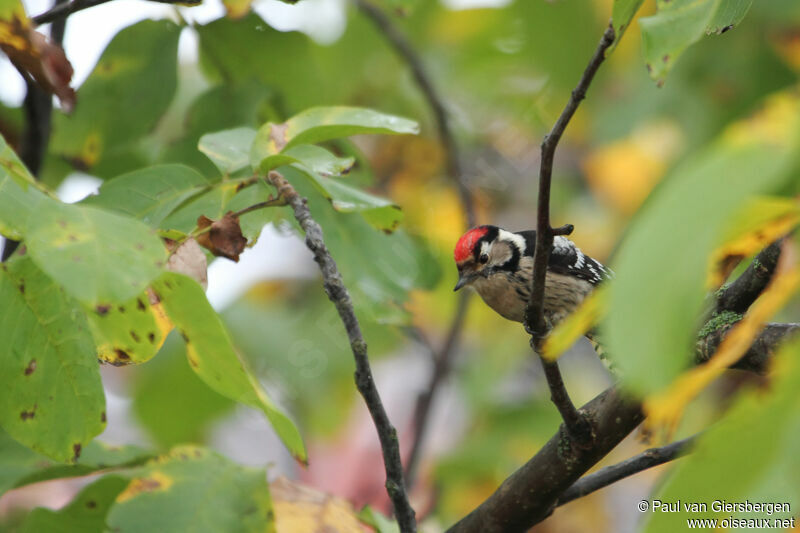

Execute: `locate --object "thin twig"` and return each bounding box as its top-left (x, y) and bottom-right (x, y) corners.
top-left (231, 197), bottom-right (286, 218)
top-left (267, 171), bottom-right (417, 533)
top-left (354, 0), bottom-right (475, 228)
top-left (405, 291), bottom-right (469, 486)
top-left (557, 435), bottom-right (695, 506)
top-left (3, 0), bottom-right (67, 261)
top-left (355, 0), bottom-right (477, 487)
top-left (522, 23), bottom-right (616, 446)
top-left (32, 0), bottom-right (110, 26)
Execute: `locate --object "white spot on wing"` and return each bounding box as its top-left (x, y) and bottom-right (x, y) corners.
top-left (553, 236), bottom-right (572, 252)
top-left (573, 250), bottom-right (585, 269)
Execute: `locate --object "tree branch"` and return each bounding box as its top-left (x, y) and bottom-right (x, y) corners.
top-left (521, 23), bottom-right (615, 445)
top-left (716, 240), bottom-right (783, 314)
top-left (266, 171), bottom-right (416, 533)
top-left (354, 0), bottom-right (477, 487)
top-left (32, 0), bottom-right (110, 26)
top-left (557, 435), bottom-right (695, 506)
top-left (448, 244), bottom-right (798, 532)
top-left (447, 387), bottom-right (644, 533)
top-left (696, 323), bottom-right (800, 373)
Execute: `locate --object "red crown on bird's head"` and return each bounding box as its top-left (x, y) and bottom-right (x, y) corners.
top-left (454, 226), bottom-right (489, 263)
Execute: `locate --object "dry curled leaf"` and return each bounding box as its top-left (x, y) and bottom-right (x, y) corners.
top-left (270, 477), bottom-right (364, 533)
top-left (0, 5), bottom-right (75, 110)
top-left (166, 238), bottom-right (208, 289)
top-left (195, 212), bottom-right (247, 262)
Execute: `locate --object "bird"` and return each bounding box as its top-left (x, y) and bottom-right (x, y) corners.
top-left (453, 225), bottom-right (612, 328)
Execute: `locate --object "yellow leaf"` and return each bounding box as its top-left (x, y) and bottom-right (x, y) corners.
top-left (116, 470), bottom-right (174, 503)
top-left (722, 91), bottom-right (800, 149)
top-left (769, 29), bottom-right (800, 73)
top-left (643, 266), bottom-right (800, 441)
top-left (707, 197), bottom-right (800, 288)
top-left (223, 0), bottom-right (252, 19)
top-left (583, 120), bottom-right (683, 214)
top-left (271, 477), bottom-right (363, 533)
top-left (541, 285), bottom-right (609, 361)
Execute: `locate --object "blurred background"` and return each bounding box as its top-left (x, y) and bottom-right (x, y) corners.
top-left (1, 0), bottom-right (799, 530)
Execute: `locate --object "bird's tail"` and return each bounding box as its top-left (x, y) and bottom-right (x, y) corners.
top-left (586, 329), bottom-right (618, 374)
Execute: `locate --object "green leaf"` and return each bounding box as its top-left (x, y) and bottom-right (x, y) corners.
top-left (611, 0), bottom-right (645, 50)
top-left (0, 134), bottom-right (50, 239)
top-left (50, 20), bottom-right (181, 175)
top-left (358, 506), bottom-right (401, 533)
top-left (251, 106), bottom-right (418, 160)
top-left (159, 82), bottom-right (281, 179)
top-left (106, 446), bottom-right (275, 533)
top-left (26, 202), bottom-right (167, 304)
top-left (640, 0), bottom-right (754, 83)
top-left (84, 291), bottom-right (169, 365)
top-left (82, 164), bottom-right (210, 227)
top-left (21, 476), bottom-right (128, 533)
top-left (706, 0), bottom-right (754, 34)
top-left (151, 273), bottom-right (306, 463)
top-left (0, 257), bottom-right (105, 462)
top-left (0, 427), bottom-right (151, 495)
top-left (643, 339), bottom-right (800, 533)
top-left (267, 154), bottom-right (401, 232)
top-left (196, 14), bottom-right (329, 111)
top-left (198, 127), bottom-right (258, 175)
top-left (257, 144), bottom-right (355, 176)
top-left (132, 333), bottom-right (235, 448)
top-left (604, 90), bottom-right (800, 395)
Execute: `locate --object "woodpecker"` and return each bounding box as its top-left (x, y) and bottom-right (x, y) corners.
top-left (453, 225), bottom-right (612, 327)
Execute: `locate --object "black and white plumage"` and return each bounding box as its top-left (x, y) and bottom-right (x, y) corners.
top-left (453, 225), bottom-right (612, 326)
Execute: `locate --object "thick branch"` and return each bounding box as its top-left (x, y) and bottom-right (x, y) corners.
top-left (266, 171), bottom-right (416, 533)
top-left (449, 244), bottom-right (798, 532)
top-left (354, 0), bottom-right (475, 228)
top-left (557, 436), bottom-right (695, 506)
top-left (447, 387), bottom-right (643, 533)
top-left (716, 240), bottom-right (783, 314)
top-left (697, 323), bottom-right (800, 373)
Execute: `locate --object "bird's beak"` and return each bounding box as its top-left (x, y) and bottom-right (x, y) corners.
top-left (454, 272), bottom-right (470, 291)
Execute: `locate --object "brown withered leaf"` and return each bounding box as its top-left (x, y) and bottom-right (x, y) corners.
top-left (166, 238), bottom-right (208, 289)
top-left (195, 212), bottom-right (248, 262)
top-left (0, 8), bottom-right (75, 111)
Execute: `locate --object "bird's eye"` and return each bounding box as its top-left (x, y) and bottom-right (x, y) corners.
top-left (479, 253), bottom-right (489, 264)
